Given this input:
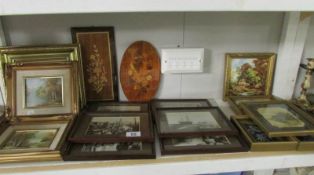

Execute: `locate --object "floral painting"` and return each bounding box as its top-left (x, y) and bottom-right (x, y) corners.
top-left (25, 77), bottom-right (63, 108)
top-left (229, 58), bottom-right (269, 96)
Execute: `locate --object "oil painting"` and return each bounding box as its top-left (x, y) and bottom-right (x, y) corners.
top-left (86, 116), bottom-right (140, 136)
top-left (171, 136), bottom-right (230, 147)
top-left (81, 142), bottom-right (142, 152)
top-left (165, 111), bottom-right (221, 131)
top-left (256, 104), bottom-right (305, 128)
top-left (1, 129), bottom-right (57, 150)
top-left (24, 76), bottom-right (63, 108)
top-left (224, 53), bottom-right (276, 99)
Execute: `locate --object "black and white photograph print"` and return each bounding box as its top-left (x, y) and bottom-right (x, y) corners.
top-left (165, 111), bottom-right (221, 132)
top-left (171, 136), bottom-right (231, 147)
top-left (81, 142), bottom-right (142, 152)
top-left (86, 116), bottom-right (140, 136)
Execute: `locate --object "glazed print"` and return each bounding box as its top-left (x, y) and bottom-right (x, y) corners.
top-left (229, 58), bottom-right (269, 96)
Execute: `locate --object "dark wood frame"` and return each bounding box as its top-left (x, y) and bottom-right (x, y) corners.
top-left (160, 135), bottom-right (248, 155)
top-left (69, 111), bottom-right (154, 143)
top-left (153, 107), bottom-right (238, 138)
top-left (231, 116), bottom-right (298, 151)
top-left (151, 99), bottom-right (211, 110)
top-left (62, 141), bottom-right (156, 161)
top-left (71, 27), bottom-right (119, 102)
top-left (86, 102), bottom-right (149, 113)
top-left (240, 100), bottom-right (314, 137)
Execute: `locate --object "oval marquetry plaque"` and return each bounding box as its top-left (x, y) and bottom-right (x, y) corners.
top-left (120, 41), bottom-right (161, 102)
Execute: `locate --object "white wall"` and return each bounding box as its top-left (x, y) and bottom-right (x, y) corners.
top-left (2, 12), bottom-right (283, 101)
top-left (294, 17), bottom-right (314, 97)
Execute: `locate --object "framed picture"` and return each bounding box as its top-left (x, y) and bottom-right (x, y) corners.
top-left (231, 116), bottom-right (297, 151)
top-left (62, 141), bottom-right (155, 160)
top-left (227, 96), bottom-right (278, 115)
top-left (223, 53), bottom-right (276, 100)
top-left (0, 45), bottom-right (85, 107)
top-left (71, 27), bottom-right (118, 102)
top-left (69, 112), bottom-right (154, 143)
top-left (154, 107), bottom-right (238, 138)
top-left (295, 135), bottom-right (314, 151)
top-left (0, 122), bottom-right (68, 154)
top-left (152, 99), bottom-right (211, 109)
top-left (86, 102), bottom-right (148, 113)
top-left (6, 63), bottom-right (78, 121)
top-left (240, 100), bottom-right (314, 137)
top-left (160, 135), bottom-right (248, 155)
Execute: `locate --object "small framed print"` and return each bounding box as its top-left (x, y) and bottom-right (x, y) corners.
top-left (223, 53), bottom-right (276, 100)
top-left (62, 141), bottom-right (155, 160)
top-left (240, 100), bottom-right (314, 137)
top-left (295, 135), bottom-right (314, 151)
top-left (152, 99), bottom-right (211, 109)
top-left (231, 116), bottom-right (297, 151)
top-left (154, 107), bottom-right (238, 138)
top-left (7, 64), bottom-right (78, 121)
top-left (160, 135), bottom-right (248, 155)
top-left (69, 112), bottom-right (154, 143)
top-left (227, 96), bottom-right (278, 114)
top-left (86, 102), bottom-right (148, 113)
top-left (71, 27), bottom-right (118, 102)
top-left (0, 122), bottom-right (68, 154)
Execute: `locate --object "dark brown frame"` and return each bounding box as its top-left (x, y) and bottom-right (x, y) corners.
top-left (240, 100), bottom-right (314, 137)
top-left (154, 107), bottom-right (238, 138)
top-left (151, 99), bottom-right (211, 110)
top-left (160, 135), bottom-right (248, 155)
top-left (69, 112), bottom-right (154, 143)
top-left (62, 141), bottom-right (156, 161)
top-left (71, 27), bottom-right (119, 102)
top-left (86, 102), bottom-right (149, 113)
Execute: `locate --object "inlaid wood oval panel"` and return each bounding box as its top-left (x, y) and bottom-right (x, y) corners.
top-left (120, 41), bottom-right (161, 102)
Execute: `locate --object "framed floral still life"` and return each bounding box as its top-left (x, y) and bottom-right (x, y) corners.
top-left (223, 53), bottom-right (276, 100)
top-left (71, 27), bottom-right (118, 102)
top-left (240, 100), bottom-right (314, 137)
top-left (6, 63), bottom-right (78, 122)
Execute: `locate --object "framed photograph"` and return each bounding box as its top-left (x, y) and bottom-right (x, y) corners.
top-left (231, 116), bottom-right (297, 151)
top-left (154, 107), bottom-right (238, 138)
top-left (86, 102), bottom-right (148, 113)
top-left (0, 45), bottom-right (85, 107)
top-left (295, 135), bottom-right (314, 151)
top-left (62, 141), bottom-right (155, 160)
top-left (6, 64), bottom-right (78, 121)
top-left (71, 27), bottom-right (118, 102)
top-left (227, 96), bottom-right (278, 115)
top-left (241, 100), bottom-right (314, 137)
top-left (152, 99), bottom-right (211, 109)
top-left (160, 135), bottom-right (248, 155)
top-left (223, 53), bottom-right (276, 100)
top-left (0, 122), bottom-right (68, 154)
top-left (69, 112), bottom-right (154, 143)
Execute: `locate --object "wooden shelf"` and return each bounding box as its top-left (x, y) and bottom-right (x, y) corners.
top-left (0, 0), bottom-right (314, 16)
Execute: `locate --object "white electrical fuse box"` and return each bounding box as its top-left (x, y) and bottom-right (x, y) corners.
top-left (161, 48), bottom-right (204, 73)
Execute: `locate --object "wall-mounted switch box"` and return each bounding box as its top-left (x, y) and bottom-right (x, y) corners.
top-left (161, 48), bottom-right (204, 74)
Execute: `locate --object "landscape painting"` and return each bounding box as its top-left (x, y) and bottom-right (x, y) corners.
top-left (1, 129), bottom-right (57, 150)
top-left (24, 76), bottom-right (63, 108)
top-left (229, 58), bottom-right (269, 96)
top-left (86, 116), bottom-right (140, 136)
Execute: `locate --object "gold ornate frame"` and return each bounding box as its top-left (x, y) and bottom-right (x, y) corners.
top-left (223, 53), bottom-right (276, 100)
top-left (6, 63), bottom-right (79, 123)
top-left (0, 45), bottom-right (85, 107)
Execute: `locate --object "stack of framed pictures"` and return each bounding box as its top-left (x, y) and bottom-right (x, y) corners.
top-left (151, 99), bottom-right (249, 155)
top-left (0, 45), bottom-right (82, 163)
top-left (62, 102), bottom-right (155, 160)
top-left (232, 100), bottom-right (314, 151)
top-left (223, 53), bottom-right (278, 114)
